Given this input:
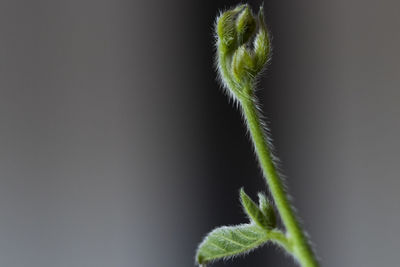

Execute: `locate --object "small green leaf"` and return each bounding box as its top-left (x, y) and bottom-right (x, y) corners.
top-left (196, 224), bottom-right (267, 265)
top-left (240, 188), bottom-right (271, 229)
top-left (258, 193), bottom-right (277, 229)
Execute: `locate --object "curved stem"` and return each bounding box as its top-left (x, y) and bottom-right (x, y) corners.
top-left (239, 95), bottom-right (319, 267)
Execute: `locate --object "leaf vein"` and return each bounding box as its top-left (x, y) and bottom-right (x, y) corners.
top-left (236, 228), bottom-right (260, 240)
top-left (208, 241), bottom-right (228, 252)
top-left (217, 234), bottom-right (248, 247)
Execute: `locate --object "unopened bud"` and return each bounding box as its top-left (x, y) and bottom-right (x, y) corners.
top-left (232, 46), bottom-right (255, 82)
top-left (216, 5), bottom-right (244, 53)
top-left (258, 193), bottom-right (277, 230)
top-left (253, 8), bottom-right (270, 72)
top-left (236, 6), bottom-right (256, 45)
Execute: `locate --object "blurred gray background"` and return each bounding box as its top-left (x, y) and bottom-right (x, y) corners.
top-left (0, 0), bottom-right (399, 266)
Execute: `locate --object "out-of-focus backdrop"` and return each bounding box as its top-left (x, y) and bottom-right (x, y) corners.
top-left (0, 0), bottom-right (399, 266)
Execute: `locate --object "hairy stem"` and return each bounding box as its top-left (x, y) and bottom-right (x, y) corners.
top-left (267, 229), bottom-right (294, 253)
top-left (239, 95), bottom-right (318, 267)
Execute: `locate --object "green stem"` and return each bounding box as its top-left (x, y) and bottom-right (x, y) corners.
top-left (239, 95), bottom-right (319, 267)
top-left (267, 229), bottom-right (294, 253)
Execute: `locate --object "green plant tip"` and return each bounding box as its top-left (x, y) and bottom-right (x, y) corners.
top-left (216, 4), bottom-right (270, 100)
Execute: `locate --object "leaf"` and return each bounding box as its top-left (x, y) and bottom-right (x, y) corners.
top-left (196, 224), bottom-right (267, 265)
top-left (258, 193), bottom-right (277, 230)
top-left (240, 188), bottom-right (271, 229)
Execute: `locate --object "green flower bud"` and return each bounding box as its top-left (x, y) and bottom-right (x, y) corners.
top-left (258, 193), bottom-right (277, 230)
top-left (253, 8), bottom-right (270, 72)
top-left (216, 5), bottom-right (245, 54)
top-left (232, 46), bottom-right (255, 83)
top-left (236, 6), bottom-right (256, 45)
